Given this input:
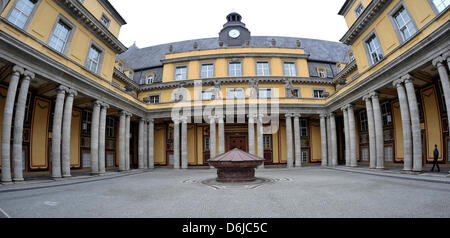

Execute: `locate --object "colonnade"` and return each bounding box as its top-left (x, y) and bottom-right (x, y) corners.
top-left (285, 113), bottom-right (303, 168)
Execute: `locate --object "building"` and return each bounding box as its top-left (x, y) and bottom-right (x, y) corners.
top-left (0, 0), bottom-right (448, 183)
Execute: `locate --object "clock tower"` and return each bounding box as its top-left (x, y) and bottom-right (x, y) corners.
top-left (219, 12), bottom-right (251, 47)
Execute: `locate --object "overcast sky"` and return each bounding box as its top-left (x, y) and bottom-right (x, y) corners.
top-left (109, 0), bottom-right (349, 49)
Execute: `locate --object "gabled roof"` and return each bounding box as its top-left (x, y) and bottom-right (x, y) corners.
top-left (117, 36), bottom-right (351, 71)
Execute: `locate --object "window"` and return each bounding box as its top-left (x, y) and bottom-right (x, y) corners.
top-left (258, 88), bottom-right (272, 99)
top-left (263, 135), bottom-right (272, 149)
top-left (82, 151), bottom-right (91, 168)
top-left (106, 117), bottom-right (114, 137)
top-left (48, 20), bottom-right (71, 53)
top-left (227, 88), bottom-right (245, 99)
top-left (86, 45), bottom-right (102, 73)
top-left (146, 74), bottom-right (154, 84)
top-left (117, 62), bottom-right (123, 72)
top-left (100, 14), bottom-right (110, 27)
top-left (355, 3), bottom-right (365, 18)
top-left (366, 34), bottom-right (383, 65)
top-left (175, 66), bottom-right (187, 80)
top-left (317, 67), bottom-right (327, 78)
top-left (228, 62), bottom-right (242, 76)
top-left (361, 148), bottom-right (369, 161)
top-left (381, 102), bottom-right (392, 127)
top-left (360, 111), bottom-right (368, 132)
top-left (392, 6), bottom-right (417, 42)
top-left (148, 95), bottom-right (160, 104)
top-left (7, 0), bottom-right (37, 29)
top-left (128, 71), bottom-right (134, 79)
top-left (82, 111), bottom-right (92, 134)
top-left (348, 52), bottom-right (355, 62)
top-left (291, 88), bottom-right (301, 98)
top-left (300, 119), bottom-right (308, 137)
top-left (201, 64), bottom-right (214, 78)
top-left (313, 89), bottom-right (325, 99)
top-left (301, 151), bottom-right (308, 163)
top-left (432, 0), bottom-right (450, 12)
top-left (201, 90), bottom-right (213, 100)
top-left (384, 146), bottom-right (393, 162)
top-left (337, 64), bottom-right (342, 73)
top-left (256, 61), bottom-right (270, 76)
top-left (204, 137), bottom-right (210, 151)
top-left (283, 62), bottom-right (297, 76)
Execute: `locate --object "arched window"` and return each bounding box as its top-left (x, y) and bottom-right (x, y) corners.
top-left (316, 66), bottom-right (327, 78)
top-left (117, 62), bottom-right (123, 72)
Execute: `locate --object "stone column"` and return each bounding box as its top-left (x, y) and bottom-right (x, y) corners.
top-left (125, 113), bottom-right (131, 171)
top-left (341, 107), bottom-right (351, 167)
top-left (320, 114), bottom-right (328, 166)
top-left (12, 70), bottom-right (34, 181)
top-left (326, 115), bottom-right (332, 166)
top-left (148, 119), bottom-right (154, 169)
top-left (209, 116), bottom-right (216, 160)
top-left (403, 75), bottom-right (423, 172)
top-left (61, 89), bottom-right (77, 178)
top-left (363, 95), bottom-right (377, 169)
top-left (444, 51), bottom-right (450, 70)
top-left (90, 100), bottom-right (101, 175)
top-left (371, 92), bottom-right (385, 169)
top-left (119, 111), bottom-right (126, 171)
top-left (433, 56), bottom-right (450, 115)
top-left (138, 118), bottom-right (145, 169)
top-left (173, 118), bottom-right (180, 169)
top-left (330, 113), bottom-right (338, 166)
top-left (347, 104), bottom-right (357, 167)
top-left (143, 120), bottom-right (148, 169)
top-left (218, 115), bottom-right (225, 155)
top-left (393, 79), bottom-right (413, 171)
top-left (51, 86), bottom-right (67, 178)
top-left (248, 114), bottom-right (255, 155)
top-left (257, 114), bottom-right (265, 169)
top-left (285, 114), bottom-right (294, 168)
top-left (181, 116), bottom-right (188, 169)
top-left (98, 103), bottom-right (108, 175)
top-left (293, 114), bottom-right (302, 167)
top-left (1, 66), bottom-right (23, 183)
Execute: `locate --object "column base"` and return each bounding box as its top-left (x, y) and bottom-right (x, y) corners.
top-left (376, 167), bottom-right (385, 170)
top-left (62, 175), bottom-right (72, 178)
top-left (1, 181), bottom-right (13, 185)
top-left (51, 176), bottom-right (63, 181)
top-left (13, 178), bottom-right (24, 183)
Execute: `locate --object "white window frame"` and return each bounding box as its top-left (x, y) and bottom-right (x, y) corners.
top-left (391, 5), bottom-right (417, 42)
top-left (313, 89), bottom-right (325, 99)
top-left (228, 61), bottom-right (242, 77)
top-left (86, 43), bottom-right (103, 74)
top-left (283, 62), bottom-right (297, 76)
top-left (7, 0), bottom-right (39, 29)
top-left (175, 65), bottom-right (188, 81)
top-left (360, 111), bottom-right (368, 132)
top-left (256, 61), bottom-right (270, 76)
top-left (201, 63), bottom-right (215, 78)
top-left (226, 88), bottom-right (245, 99)
top-left (201, 90), bottom-right (214, 100)
top-left (430, 0), bottom-right (450, 13)
top-left (100, 13), bottom-right (110, 27)
top-left (365, 33), bottom-right (384, 65)
top-left (258, 88), bottom-right (272, 99)
top-left (354, 2), bottom-right (365, 18)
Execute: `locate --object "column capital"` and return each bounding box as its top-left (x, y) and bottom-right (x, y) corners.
top-left (292, 113), bottom-right (301, 118)
top-left (369, 91), bottom-right (379, 100)
top-left (148, 118), bottom-right (155, 123)
top-left (67, 89), bottom-right (78, 97)
top-left (173, 118), bottom-right (181, 124)
top-left (120, 111), bottom-right (128, 117)
top-left (401, 74), bottom-right (415, 84)
top-left (328, 112), bottom-right (335, 118)
top-left (208, 115), bottom-right (216, 123)
top-left (181, 116), bottom-right (188, 123)
top-left (101, 102), bottom-right (110, 109)
top-left (23, 70), bottom-right (35, 80)
top-left (93, 100), bottom-right (103, 108)
top-left (347, 104), bottom-right (354, 111)
top-left (392, 78), bottom-right (405, 88)
top-left (12, 65), bottom-right (25, 75)
top-left (285, 113), bottom-right (293, 118)
top-left (432, 56), bottom-right (445, 67)
top-left (442, 51), bottom-right (450, 61)
top-left (57, 85), bottom-right (69, 94)
top-left (320, 113), bottom-right (328, 118)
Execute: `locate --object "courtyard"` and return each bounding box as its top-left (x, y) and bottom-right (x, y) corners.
top-left (0, 167), bottom-right (449, 218)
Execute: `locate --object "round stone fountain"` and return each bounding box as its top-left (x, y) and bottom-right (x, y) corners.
top-left (208, 148), bottom-right (265, 183)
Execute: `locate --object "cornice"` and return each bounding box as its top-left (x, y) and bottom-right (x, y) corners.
top-left (138, 76), bottom-right (334, 92)
top-left (333, 60), bottom-right (358, 84)
top-left (97, 0), bottom-right (127, 25)
top-left (113, 68), bottom-right (139, 90)
top-left (55, 0), bottom-right (127, 54)
top-left (161, 52), bottom-right (310, 64)
top-left (338, 0), bottom-right (356, 16)
top-left (340, 0), bottom-right (392, 45)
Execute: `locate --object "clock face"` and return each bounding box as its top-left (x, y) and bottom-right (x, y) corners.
top-left (228, 29), bottom-right (240, 38)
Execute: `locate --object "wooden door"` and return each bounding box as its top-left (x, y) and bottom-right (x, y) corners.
top-left (228, 135), bottom-right (247, 152)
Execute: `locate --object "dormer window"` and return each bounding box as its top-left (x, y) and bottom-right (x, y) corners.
top-left (128, 71), bottom-right (133, 79)
top-left (355, 3), bottom-right (365, 18)
top-left (117, 62), bottom-right (123, 72)
top-left (348, 52), bottom-right (355, 62)
top-left (317, 67), bottom-right (327, 78)
top-left (100, 14), bottom-right (110, 28)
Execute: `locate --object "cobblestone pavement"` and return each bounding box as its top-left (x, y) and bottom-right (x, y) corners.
top-left (0, 167), bottom-right (449, 218)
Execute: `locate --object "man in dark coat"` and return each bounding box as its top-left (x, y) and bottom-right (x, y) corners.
top-left (431, 145), bottom-right (440, 173)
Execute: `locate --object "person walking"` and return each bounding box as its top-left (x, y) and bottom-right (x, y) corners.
top-left (431, 145), bottom-right (440, 173)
